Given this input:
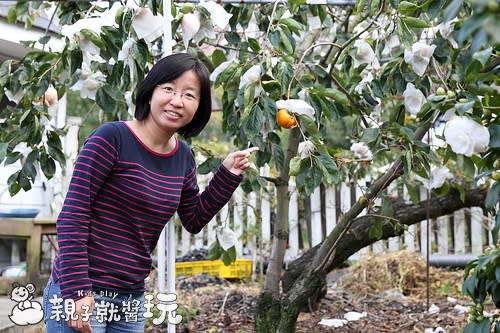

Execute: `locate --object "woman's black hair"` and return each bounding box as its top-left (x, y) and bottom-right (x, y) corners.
top-left (135, 53), bottom-right (212, 139)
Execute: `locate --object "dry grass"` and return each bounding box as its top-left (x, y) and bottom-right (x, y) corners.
top-left (338, 250), bottom-right (465, 300)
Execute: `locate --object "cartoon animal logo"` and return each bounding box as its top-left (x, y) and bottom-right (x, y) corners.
top-left (9, 283), bottom-right (44, 326)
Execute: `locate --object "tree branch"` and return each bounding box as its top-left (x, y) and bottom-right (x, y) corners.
top-left (282, 186), bottom-right (488, 293)
top-left (480, 56), bottom-right (500, 73)
top-left (311, 124), bottom-right (431, 275)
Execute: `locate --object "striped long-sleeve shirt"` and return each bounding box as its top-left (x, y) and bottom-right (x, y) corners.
top-left (51, 121), bottom-right (242, 301)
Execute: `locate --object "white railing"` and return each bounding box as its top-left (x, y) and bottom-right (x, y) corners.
top-left (174, 174), bottom-right (492, 263)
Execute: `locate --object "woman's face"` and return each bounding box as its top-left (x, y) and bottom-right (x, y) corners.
top-left (148, 69), bottom-right (201, 134)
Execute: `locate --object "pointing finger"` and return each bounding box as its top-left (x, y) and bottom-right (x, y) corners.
top-left (243, 146), bottom-right (259, 154)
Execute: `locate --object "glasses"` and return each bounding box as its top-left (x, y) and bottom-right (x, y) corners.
top-left (157, 85), bottom-right (199, 103)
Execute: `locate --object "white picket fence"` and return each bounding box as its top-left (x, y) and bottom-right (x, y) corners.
top-left (174, 172), bottom-right (493, 263)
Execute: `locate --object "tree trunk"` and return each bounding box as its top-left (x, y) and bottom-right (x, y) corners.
top-left (255, 127), bottom-right (301, 332)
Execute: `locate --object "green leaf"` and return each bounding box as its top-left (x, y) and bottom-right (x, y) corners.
top-left (198, 156), bottom-right (222, 175)
top-left (323, 88), bottom-right (349, 106)
top-left (70, 48), bottom-right (83, 75)
top-left (457, 16), bottom-right (486, 45)
top-left (398, 1), bottom-right (419, 15)
top-left (369, 218), bottom-right (383, 240)
top-left (443, 0), bottom-right (464, 21)
top-left (96, 84), bottom-right (122, 112)
top-left (279, 18), bottom-right (303, 34)
top-left (36, 74), bottom-right (51, 97)
top-left (248, 38), bottom-right (261, 52)
top-left (18, 170), bottom-right (31, 191)
top-left (288, 0), bottom-right (306, 5)
top-left (488, 125), bottom-right (500, 148)
top-left (241, 167), bottom-right (267, 193)
top-left (457, 154), bottom-right (476, 179)
top-left (211, 49), bottom-right (226, 68)
top-left (40, 151), bottom-right (56, 179)
top-left (361, 128), bottom-right (380, 144)
top-left (381, 194), bottom-right (394, 217)
top-left (5, 152), bottom-right (22, 166)
top-left (7, 6), bottom-right (17, 23)
top-left (485, 182), bottom-right (500, 212)
top-left (47, 146), bottom-right (65, 166)
top-left (0, 143), bottom-right (8, 162)
top-left (298, 115), bottom-right (319, 137)
top-left (38, 35), bottom-right (51, 45)
top-left (316, 153), bottom-right (339, 184)
top-left (493, 214), bottom-right (500, 246)
top-left (276, 62), bottom-right (294, 96)
top-left (80, 28), bottom-right (105, 49)
top-left (401, 16), bottom-right (432, 28)
top-left (269, 30), bottom-right (282, 51)
top-left (289, 156), bottom-right (301, 176)
top-left (215, 63), bottom-right (240, 89)
top-left (297, 160), bottom-right (322, 195)
top-left (242, 81), bottom-right (256, 116)
top-left (244, 105), bottom-right (266, 137)
top-left (23, 150), bottom-right (39, 180)
top-left (19, 109), bottom-right (31, 124)
top-left (462, 274), bottom-right (476, 298)
top-left (179, 3), bottom-right (195, 14)
top-left (227, 245), bottom-right (237, 262)
top-left (492, 283), bottom-right (500, 309)
top-left (397, 19), bottom-right (416, 47)
top-left (279, 29), bottom-right (294, 54)
top-left (403, 150), bottom-right (412, 175)
top-left (224, 31), bottom-right (241, 45)
top-left (0, 60), bottom-right (13, 86)
top-left (473, 47), bottom-right (492, 66)
top-left (271, 143), bottom-right (284, 171)
top-left (208, 240), bottom-right (222, 260)
top-left (463, 319), bottom-right (491, 333)
top-left (221, 246), bottom-right (237, 266)
top-left (7, 171), bottom-right (21, 196)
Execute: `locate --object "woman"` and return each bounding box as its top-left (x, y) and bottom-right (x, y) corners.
top-left (43, 53), bottom-right (258, 333)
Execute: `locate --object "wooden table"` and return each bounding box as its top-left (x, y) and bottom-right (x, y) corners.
top-left (0, 217), bottom-right (56, 295)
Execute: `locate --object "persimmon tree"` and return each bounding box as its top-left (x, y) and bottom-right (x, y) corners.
top-left (0, 0), bottom-right (498, 332)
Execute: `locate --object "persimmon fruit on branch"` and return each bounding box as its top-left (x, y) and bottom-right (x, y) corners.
top-left (276, 108), bottom-right (297, 129)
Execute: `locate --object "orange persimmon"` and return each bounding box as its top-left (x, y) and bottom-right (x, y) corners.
top-left (276, 108), bottom-right (297, 129)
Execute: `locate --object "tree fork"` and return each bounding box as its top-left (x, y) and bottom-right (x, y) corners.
top-left (278, 269), bottom-right (325, 333)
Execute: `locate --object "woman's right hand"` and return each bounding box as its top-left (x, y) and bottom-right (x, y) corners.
top-left (68, 295), bottom-right (95, 333)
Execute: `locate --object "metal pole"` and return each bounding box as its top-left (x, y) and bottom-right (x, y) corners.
top-left (157, 228), bottom-right (166, 293)
top-left (161, 1), bottom-right (176, 333)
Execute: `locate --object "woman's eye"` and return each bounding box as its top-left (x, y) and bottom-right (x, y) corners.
top-left (184, 93), bottom-right (196, 101)
top-left (163, 87), bottom-right (174, 93)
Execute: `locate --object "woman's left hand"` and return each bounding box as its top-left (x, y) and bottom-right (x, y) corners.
top-left (222, 147), bottom-right (259, 176)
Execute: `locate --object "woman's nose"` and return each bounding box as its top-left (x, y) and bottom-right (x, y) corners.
top-left (168, 92), bottom-right (183, 105)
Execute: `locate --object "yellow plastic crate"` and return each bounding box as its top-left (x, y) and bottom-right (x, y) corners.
top-left (175, 259), bottom-right (253, 279)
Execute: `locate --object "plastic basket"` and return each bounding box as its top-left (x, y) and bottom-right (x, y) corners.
top-left (175, 259), bottom-right (253, 279)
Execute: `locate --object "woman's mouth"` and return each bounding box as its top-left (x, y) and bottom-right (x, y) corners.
top-left (165, 110), bottom-right (181, 119)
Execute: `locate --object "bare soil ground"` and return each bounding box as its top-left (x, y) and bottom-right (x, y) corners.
top-left (146, 251), bottom-right (497, 333)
